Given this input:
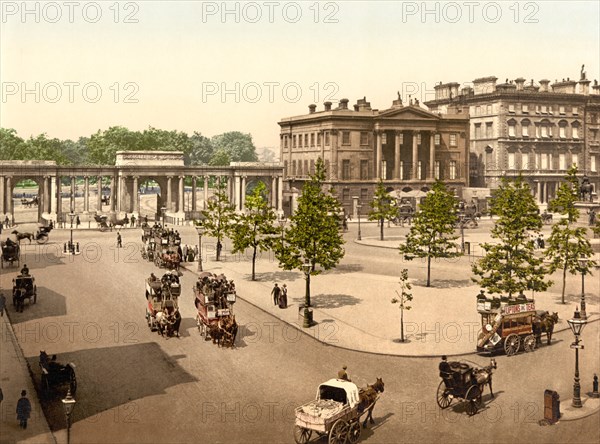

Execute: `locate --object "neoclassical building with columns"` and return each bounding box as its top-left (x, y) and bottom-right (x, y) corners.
top-left (278, 96), bottom-right (470, 215)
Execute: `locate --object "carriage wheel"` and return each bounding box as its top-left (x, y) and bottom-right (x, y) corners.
top-left (33, 286), bottom-right (37, 304)
top-left (523, 334), bottom-right (536, 352)
top-left (328, 419), bottom-right (349, 444)
top-left (436, 381), bottom-right (452, 409)
top-left (504, 334), bottom-right (521, 356)
top-left (293, 425), bottom-right (312, 444)
top-left (347, 421), bottom-right (361, 444)
top-left (468, 219), bottom-right (478, 228)
top-left (465, 386), bottom-right (480, 416)
top-left (36, 234), bottom-right (48, 245)
top-left (99, 224), bottom-right (108, 232)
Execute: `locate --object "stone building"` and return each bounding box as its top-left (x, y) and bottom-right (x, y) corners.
top-left (425, 73), bottom-right (600, 204)
top-left (278, 96), bottom-right (470, 215)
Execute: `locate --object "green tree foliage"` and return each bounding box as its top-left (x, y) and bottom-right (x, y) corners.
top-left (211, 131), bottom-right (258, 164)
top-left (368, 180), bottom-right (397, 241)
top-left (399, 180), bottom-right (460, 287)
top-left (201, 178), bottom-right (236, 261)
top-left (472, 176), bottom-right (550, 297)
top-left (0, 128), bottom-right (27, 160)
top-left (187, 132), bottom-right (214, 166)
top-left (88, 126), bottom-right (142, 164)
top-left (275, 158), bottom-right (345, 290)
top-left (545, 166), bottom-right (597, 303)
top-left (229, 182), bottom-right (278, 281)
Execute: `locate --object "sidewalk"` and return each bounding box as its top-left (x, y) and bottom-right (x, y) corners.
top-left (0, 314), bottom-right (55, 444)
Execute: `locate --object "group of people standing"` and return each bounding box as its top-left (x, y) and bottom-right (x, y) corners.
top-left (271, 283), bottom-right (288, 309)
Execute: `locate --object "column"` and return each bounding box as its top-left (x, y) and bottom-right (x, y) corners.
top-left (543, 182), bottom-right (548, 204)
top-left (330, 130), bottom-right (338, 180)
top-left (117, 176), bottom-right (123, 212)
top-left (429, 132), bottom-right (436, 179)
top-left (109, 175), bottom-right (116, 212)
top-left (133, 176), bottom-right (139, 214)
top-left (234, 176), bottom-right (241, 210)
top-left (83, 176), bottom-right (90, 212)
top-left (166, 176), bottom-right (172, 212)
top-left (277, 177), bottom-right (283, 212)
top-left (536, 181), bottom-right (542, 203)
top-left (412, 131), bottom-right (419, 180)
top-left (97, 176), bottom-right (103, 212)
top-left (226, 176), bottom-right (232, 203)
top-left (50, 176), bottom-right (56, 215)
top-left (43, 176), bottom-right (50, 213)
top-left (376, 130), bottom-right (382, 179)
top-left (241, 176), bottom-right (247, 209)
top-left (191, 176), bottom-right (197, 212)
top-left (271, 176), bottom-right (277, 207)
top-left (320, 130), bottom-right (325, 160)
top-left (0, 176), bottom-right (5, 215)
top-left (70, 176), bottom-right (76, 212)
top-left (178, 175), bottom-right (185, 213)
top-left (394, 131), bottom-right (401, 179)
top-left (203, 176), bottom-right (209, 209)
top-left (5, 176), bottom-right (12, 218)
top-left (55, 176), bottom-right (62, 220)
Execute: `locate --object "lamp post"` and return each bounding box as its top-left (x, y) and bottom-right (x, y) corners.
top-left (460, 219), bottom-right (465, 253)
top-left (195, 214), bottom-right (206, 272)
top-left (62, 389), bottom-right (77, 444)
top-left (302, 260), bottom-right (312, 328)
top-left (68, 212), bottom-right (76, 254)
top-left (578, 258), bottom-right (588, 320)
top-left (567, 307), bottom-right (588, 408)
top-left (357, 204), bottom-right (362, 241)
top-left (278, 216), bottom-right (287, 249)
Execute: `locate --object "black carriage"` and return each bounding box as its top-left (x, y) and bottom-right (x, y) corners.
top-left (39, 351), bottom-right (77, 396)
top-left (436, 361), bottom-right (483, 416)
top-left (13, 275), bottom-right (37, 312)
top-left (1, 241), bottom-right (20, 268)
top-left (34, 226), bottom-right (52, 244)
top-left (541, 211), bottom-right (553, 225)
top-left (94, 214), bottom-right (110, 232)
top-left (393, 201), bottom-right (414, 226)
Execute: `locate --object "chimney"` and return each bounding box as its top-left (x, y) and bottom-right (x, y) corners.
top-left (515, 77), bottom-right (525, 91)
top-left (578, 79), bottom-right (591, 96)
top-left (539, 79), bottom-right (550, 92)
top-left (324, 101), bottom-right (332, 111)
top-left (354, 105), bottom-right (359, 111)
top-left (592, 80), bottom-right (600, 95)
top-left (308, 104), bottom-right (316, 114)
top-left (339, 98), bottom-right (349, 110)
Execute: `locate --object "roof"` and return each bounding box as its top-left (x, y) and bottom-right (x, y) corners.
top-left (318, 379), bottom-right (360, 408)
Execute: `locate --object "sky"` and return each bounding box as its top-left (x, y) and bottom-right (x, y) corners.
top-left (1, 0), bottom-right (599, 152)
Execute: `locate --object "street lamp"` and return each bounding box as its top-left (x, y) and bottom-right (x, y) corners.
top-left (357, 204), bottom-right (362, 241)
top-left (62, 389), bottom-right (77, 444)
top-left (302, 260), bottom-right (312, 328)
top-left (578, 258), bottom-right (588, 320)
top-left (567, 307), bottom-right (588, 408)
top-left (195, 214), bottom-right (206, 272)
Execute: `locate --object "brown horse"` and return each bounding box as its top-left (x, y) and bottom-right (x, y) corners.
top-left (357, 378), bottom-right (384, 428)
top-left (472, 358), bottom-right (497, 402)
top-left (11, 230), bottom-right (34, 244)
top-left (534, 311), bottom-right (559, 346)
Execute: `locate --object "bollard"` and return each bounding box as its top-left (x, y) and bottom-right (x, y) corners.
top-left (63, 242), bottom-right (67, 253)
top-left (544, 389), bottom-right (560, 424)
top-left (76, 243), bottom-right (80, 254)
top-left (592, 374), bottom-right (599, 398)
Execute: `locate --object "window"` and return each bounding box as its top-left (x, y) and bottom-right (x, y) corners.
top-left (434, 161), bottom-right (440, 179)
top-left (360, 132), bottom-right (369, 145)
top-left (284, 136), bottom-right (288, 148)
top-left (475, 105), bottom-right (481, 115)
top-left (310, 159), bottom-right (315, 174)
top-left (572, 125), bottom-right (579, 139)
top-left (342, 189), bottom-right (350, 201)
top-left (399, 161), bottom-right (404, 179)
top-left (559, 126), bottom-right (566, 138)
top-left (474, 123), bottom-right (481, 139)
top-left (573, 106), bottom-right (579, 115)
top-left (434, 133), bottom-right (440, 145)
top-left (508, 153), bottom-right (516, 169)
top-left (508, 121), bottom-right (516, 137)
top-left (541, 105), bottom-right (547, 114)
top-left (310, 133), bottom-right (315, 147)
top-left (360, 160), bottom-right (369, 180)
top-left (416, 133), bottom-right (421, 145)
top-left (449, 161), bottom-right (457, 179)
top-left (381, 160), bottom-right (387, 179)
top-left (559, 154), bottom-right (566, 170)
top-left (522, 104), bottom-right (529, 113)
top-left (418, 161), bottom-right (422, 179)
top-left (304, 134), bottom-right (309, 147)
top-left (292, 160), bottom-right (297, 176)
top-left (522, 122), bottom-right (529, 137)
top-left (559, 105), bottom-right (566, 115)
top-left (325, 132), bottom-right (330, 146)
top-left (293, 135), bottom-right (297, 148)
top-left (486, 123), bottom-right (493, 138)
top-left (360, 188), bottom-right (368, 201)
top-left (541, 125), bottom-right (548, 138)
top-left (342, 131), bottom-right (350, 145)
top-left (342, 159), bottom-right (351, 180)
top-left (317, 132), bottom-right (321, 146)
top-left (591, 155), bottom-right (597, 172)
top-left (399, 133), bottom-right (405, 144)
top-left (449, 134), bottom-right (457, 146)
top-left (541, 154), bottom-right (548, 169)
top-left (536, 105), bottom-right (541, 114)
top-left (487, 104), bottom-right (492, 114)
top-left (508, 104), bottom-right (515, 113)
top-left (299, 135), bottom-right (303, 148)
top-left (284, 160), bottom-right (288, 176)
top-left (572, 154), bottom-right (578, 167)
top-left (522, 153), bottom-right (529, 170)
top-left (381, 133), bottom-right (387, 145)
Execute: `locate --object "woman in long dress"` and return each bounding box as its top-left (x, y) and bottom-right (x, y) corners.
top-left (279, 284), bottom-right (288, 309)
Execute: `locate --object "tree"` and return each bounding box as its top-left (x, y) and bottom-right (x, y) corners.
top-left (229, 182), bottom-right (278, 281)
top-left (391, 269), bottom-right (413, 343)
top-left (87, 126), bottom-right (142, 165)
top-left (545, 166), bottom-right (597, 303)
top-left (0, 128), bottom-right (27, 160)
top-left (399, 180), bottom-right (460, 287)
top-left (472, 175), bottom-right (551, 297)
top-left (211, 132), bottom-right (258, 164)
top-left (275, 158), bottom-right (345, 306)
top-left (187, 132), bottom-right (214, 165)
top-left (368, 180), bottom-right (397, 240)
top-left (201, 178), bottom-right (236, 261)
top-left (209, 148), bottom-right (231, 166)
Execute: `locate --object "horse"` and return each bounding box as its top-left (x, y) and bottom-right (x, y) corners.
top-left (11, 230), bottom-right (34, 244)
top-left (357, 378), bottom-right (385, 428)
top-left (472, 358), bottom-right (497, 402)
top-left (113, 214), bottom-right (129, 228)
top-left (534, 311), bottom-right (559, 346)
top-left (219, 315), bottom-right (238, 348)
top-left (580, 182), bottom-right (594, 202)
top-left (13, 287), bottom-right (26, 313)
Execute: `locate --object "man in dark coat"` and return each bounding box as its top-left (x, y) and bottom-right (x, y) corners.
top-left (271, 283), bottom-right (281, 306)
top-left (16, 390), bottom-right (31, 429)
top-left (338, 365), bottom-right (351, 381)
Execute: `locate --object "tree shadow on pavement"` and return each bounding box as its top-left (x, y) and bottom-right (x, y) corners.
top-left (303, 293), bottom-right (362, 309)
top-left (26, 343), bottom-right (198, 431)
top-left (358, 412), bottom-right (394, 441)
top-left (412, 279), bottom-right (473, 289)
top-left (557, 292), bottom-right (600, 305)
top-left (322, 264), bottom-right (364, 275)
top-left (7, 287), bottom-right (67, 321)
top-left (178, 317), bottom-right (197, 338)
top-left (451, 390), bottom-right (505, 416)
top-left (252, 270), bottom-right (303, 283)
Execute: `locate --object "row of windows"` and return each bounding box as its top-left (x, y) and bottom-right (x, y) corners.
top-left (506, 120), bottom-right (580, 139)
top-left (506, 153), bottom-right (597, 171)
top-left (507, 103), bottom-right (579, 116)
top-left (283, 131), bottom-right (456, 148)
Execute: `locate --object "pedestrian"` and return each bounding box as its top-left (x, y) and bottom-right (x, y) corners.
top-left (75, 215), bottom-right (80, 228)
top-left (109, 221), bottom-right (113, 232)
top-left (539, 234), bottom-right (545, 249)
top-left (4, 216), bottom-right (9, 228)
top-left (279, 284), bottom-right (288, 309)
top-left (16, 390), bottom-right (31, 429)
top-left (116, 232), bottom-right (122, 248)
top-left (144, 215), bottom-right (148, 224)
top-left (342, 217), bottom-right (348, 232)
top-left (0, 293), bottom-right (6, 317)
top-left (182, 244), bottom-right (188, 262)
top-left (0, 387), bottom-right (3, 404)
top-left (589, 209), bottom-right (597, 227)
top-left (130, 214), bottom-right (136, 228)
top-left (271, 283), bottom-right (281, 306)
top-left (337, 365), bottom-right (351, 381)
top-left (194, 245), bottom-right (199, 260)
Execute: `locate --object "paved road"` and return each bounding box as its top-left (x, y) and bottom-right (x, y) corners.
top-left (1, 225), bottom-right (598, 443)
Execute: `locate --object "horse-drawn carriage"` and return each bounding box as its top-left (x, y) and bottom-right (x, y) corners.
top-left (392, 201), bottom-right (414, 226)
top-left (140, 238), bottom-right (157, 262)
top-left (13, 274), bottom-right (37, 312)
top-left (194, 272), bottom-right (237, 347)
top-left (39, 351), bottom-right (77, 396)
top-left (1, 241), bottom-right (20, 268)
top-left (436, 358), bottom-right (497, 416)
top-left (294, 378), bottom-right (384, 444)
top-left (541, 210), bottom-right (553, 225)
top-left (145, 272), bottom-right (181, 338)
top-left (94, 214), bottom-right (110, 232)
top-left (21, 196), bottom-right (39, 208)
top-left (476, 294), bottom-right (558, 356)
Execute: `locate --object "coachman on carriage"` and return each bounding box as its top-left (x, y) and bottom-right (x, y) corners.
top-left (476, 293), bottom-right (558, 356)
top-left (39, 351), bottom-right (77, 397)
top-left (194, 272), bottom-right (237, 347)
top-left (1, 239), bottom-right (20, 268)
top-left (145, 272), bottom-right (181, 338)
top-left (13, 274), bottom-right (37, 312)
